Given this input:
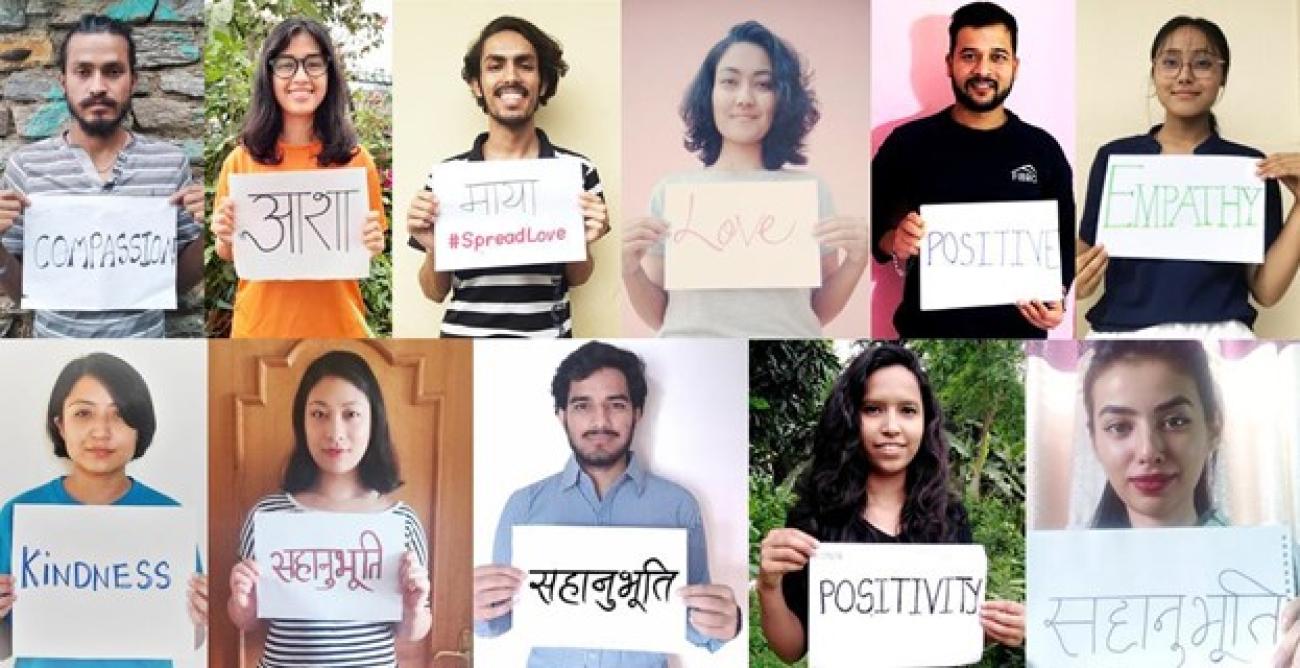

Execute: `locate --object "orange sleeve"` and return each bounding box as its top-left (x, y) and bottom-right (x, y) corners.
top-left (215, 146), bottom-right (243, 202)
top-left (356, 145), bottom-right (388, 230)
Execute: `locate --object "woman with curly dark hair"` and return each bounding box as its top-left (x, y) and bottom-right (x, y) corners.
top-left (622, 20), bottom-right (869, 338)
top-left (756, 343), bottom-right (1024, 662)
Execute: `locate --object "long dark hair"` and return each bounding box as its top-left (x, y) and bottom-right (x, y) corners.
top-left (788, 343), bottom-right (963, 543)
top-left (284, 351), bottom-right (402, 494)
top-left (240, 18), bottom-right (358, 167)
top-left (1150, 16), bottom-right (1230, 135)
top-left (1084, 341), bottom-right (1220, 528)
top-left (680, 20), bottom-right (819, 170)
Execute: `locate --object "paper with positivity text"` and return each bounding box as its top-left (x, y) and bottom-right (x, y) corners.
top-left (429, 158), bottom-right (586, 271)
top-left (809, 543), bottom-right (987, 668)
top-left (918, 200), bottom-right (1063, 311)
top-left (512, 525), bottom-right (688, 654)
top-left (230, 168), bottom-right (371, 280)
top-left (663, 179), bottom-right (821, 290)
top-left (21, 194), bottom-right (178, 311)
top-left (1027, 526), bottom-right (1296, 667)
top-left (12, 505), bottom-right (194, 660)
top-left (1096, 154), bottom-right (1266, 263)
top-left (254, 511), bottom-right (406, 621)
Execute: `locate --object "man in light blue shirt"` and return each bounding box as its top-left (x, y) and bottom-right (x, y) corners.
top-left (473, 341), bottom-right (740, 667)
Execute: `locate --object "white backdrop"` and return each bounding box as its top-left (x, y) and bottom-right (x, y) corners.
top-left (473, 339), bottom-right (748, 667)
top-left (0, 340), bottom-right (208, 667)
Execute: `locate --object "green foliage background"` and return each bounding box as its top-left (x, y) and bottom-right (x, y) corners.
top-left (202, 0), bottom-right (392, 337)
top-left (749, 340), bottom-right (1026, 668)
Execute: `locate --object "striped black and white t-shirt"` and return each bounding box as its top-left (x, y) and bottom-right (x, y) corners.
top-left (238, 492), bottom-right (429, 668)
top-left (409, 128), bottom-right (603, 338)
top-left (0, 131), bottom-right (201, 338)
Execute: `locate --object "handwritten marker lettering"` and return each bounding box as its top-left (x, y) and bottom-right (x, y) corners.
top-left (31, 231), bottom-right (176, 269)
top-left (924, 227), bottom-right (1060, 269)
top-left (818, 575), bottom-right (984, 615)
top-left (459, 179), bottom-right (539, 216)
top-left (526, 557), bottom-right (679, 613)
top-left (268, 529), bottom-right (384, 592)
top-left (672, 191), bottom-right (798, 252)
top-left (1101, 162), bottom-right (1262, 230)
top-left (19, 545), bottom-right (172, 591)
top-left (239, 188), bottom-right (360, 254)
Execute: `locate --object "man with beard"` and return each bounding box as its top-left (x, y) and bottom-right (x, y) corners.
top-left (406, 16), bottom-right (609, 338)
top-left (0, 15), bottom-right (203, 338)
top-left (872, 1), bottom-right (1075, 338)
top-left (473, 341), bottom-right (740, 665)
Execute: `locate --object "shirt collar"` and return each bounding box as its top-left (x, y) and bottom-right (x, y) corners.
top-left (559, 451), bottom-right (648, 496)
top-left (1144, 124), bottom-right (1224, 154)
top-left (466, 127), bottom-right (556, 161)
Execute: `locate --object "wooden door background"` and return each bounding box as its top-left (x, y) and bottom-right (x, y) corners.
top-left (207, 339), bottom-right (472, 667)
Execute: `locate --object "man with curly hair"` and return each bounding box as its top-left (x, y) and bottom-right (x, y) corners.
top-left (406, 16), bottom-right (609, 338)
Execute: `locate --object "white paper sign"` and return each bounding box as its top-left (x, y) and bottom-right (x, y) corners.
top-left (254, 511), bottom-right (405, 621)
top-left (663, 180), bottom-right (821, 290)
top-left (1028, 526), bottom-right (1296, 667)
top-left (12, 505), bottom-right (194, 660)
top-left (512, 525), bottom-right (688, 654)
top-left (809, 543), bottom-right (987, 667)
top-left (230, 168), bottom-right (371, 280)
top-left (1096, 155), bottom-right (1265, 263)
top-left (430, 158), bottom-right (585, 271)
top-left (21, 194), bottom-right (178, 310)
top-left (919, 200), bottom-right (1062, 311)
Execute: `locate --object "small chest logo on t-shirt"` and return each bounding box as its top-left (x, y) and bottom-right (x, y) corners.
top-left (1010, 164), bottom-right (1038, 184)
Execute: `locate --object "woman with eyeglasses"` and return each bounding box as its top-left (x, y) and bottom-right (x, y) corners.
top-left (1075, 16), bottom-right (1300, 338)
top-left (209, 18), bottom-right (386, 338)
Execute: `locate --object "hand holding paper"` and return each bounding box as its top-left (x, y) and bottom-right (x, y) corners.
top-left (621, 216), bottom-right (669, 276)
top-left (678, 583), bottom-right (739, 641)
top-left (187, 574), bottom-right (208, 627)
top-left (1074, 243), bottom-right (1109, 299)
top-left (891, 212), bottom-right (925, 261)
top-left (757, 527), bottom-right (819, 591)
top-left (169, 184), bottom-right (204, 225)
top-left (473, 563), bottom-right (524, 622)
top-left (579, 191), bottom-right (609, 245)
top-left (0, 190), bottom-right (29, 235)
top-left (406, 190), bottom-right (439, 253)
top-left (815, 215), bottom-right (870, 264)
top-left (362, 211), bottom-right (384, 257)
top-left (1258, 153), bottom-right (1300, 197)
top-left (980, 599), bottom-right (1024, 647)
top-left (0, 573), bottom-right (13, 619)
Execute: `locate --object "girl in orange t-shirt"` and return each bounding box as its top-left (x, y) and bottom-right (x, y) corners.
top-left (210, 18), bottom-right (386, 338)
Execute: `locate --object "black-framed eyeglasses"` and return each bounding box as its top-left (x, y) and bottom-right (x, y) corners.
top-left (270, 54), bottom-right (328, 79)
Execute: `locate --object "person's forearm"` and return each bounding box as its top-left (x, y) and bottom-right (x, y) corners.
top-left (396, 606), bottom-right (432, 642)
top-left (877, 228), bottom-right (898, 261)
top-left (565, 255), bottom-right (594, 287)
top-left (0, 246), bottom-right (20, 299)
top-left (623, 263), bottom-right (667, 330)
top-left (758, 582), bottom-right (806, 663)
top-left (419, 251), bottom-right (451, 302)
top-left (176, 239), bottom-right (204, 293)
top-left (812, 256), bottom-right (869, 324)
top-left (1250, 202), bottom-right (1300, 306)
top-left (227, 598), bottom-right (261, 633)
top-left (215, 238), bottom-right (232, 262)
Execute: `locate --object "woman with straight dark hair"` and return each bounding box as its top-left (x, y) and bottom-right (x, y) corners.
top-left (622, 20), bottom-right (869, 338)
top-left (1076, 16), bottom-right (1300, 338)
top-left (0, 353), bottom-right (208, 666)
top-left (226, 351), bottom-right (431, 665)
top-left (756, 343), bottom-right (1024, 663)
top-left (210, 18), bottom-right (387, 339)
top-left (1078, 340), bottom-right (1300, 663)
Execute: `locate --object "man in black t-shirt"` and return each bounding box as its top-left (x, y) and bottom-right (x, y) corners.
top-left (872, 2), bottom-right (1075, 339)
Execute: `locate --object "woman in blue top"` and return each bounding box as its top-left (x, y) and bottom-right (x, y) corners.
top-left (0, 353), bottom-right (207, 666)
top-left (1075, 16), bottom-right (1300, 337)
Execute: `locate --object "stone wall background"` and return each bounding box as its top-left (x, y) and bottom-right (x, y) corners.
top-left (0, 0), bottom-right (204, 337)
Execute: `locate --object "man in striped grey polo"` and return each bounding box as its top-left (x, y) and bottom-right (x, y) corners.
top-left (0, 15), bottom-right (204, 338)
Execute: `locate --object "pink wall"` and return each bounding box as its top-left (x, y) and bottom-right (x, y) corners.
top-left (621, 0), bottom-right (873, 337)
top-left (870, 0), bottom-right (1078, 339)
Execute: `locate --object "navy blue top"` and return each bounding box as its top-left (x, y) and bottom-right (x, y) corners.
top-left (1079, 126), bottom-right (1283, 332)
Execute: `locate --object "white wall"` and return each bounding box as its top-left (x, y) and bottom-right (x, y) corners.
top-left (473, 339), bottom-right (748, 667)
top-left (0, 340), bottom-right (207, 667)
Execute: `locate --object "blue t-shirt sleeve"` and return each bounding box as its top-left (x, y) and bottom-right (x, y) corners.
top-left (474, 489), bottom-right (525, 638)
top-left (681, 492), bottom-right (727, 653)
top-left (0, 499), bottom-right (14, 576)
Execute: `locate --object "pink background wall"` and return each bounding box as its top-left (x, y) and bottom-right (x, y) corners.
top-left (621, 0), bottom-right (872, 337)
top-left (870, 0), bottom-right (1077, 339)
